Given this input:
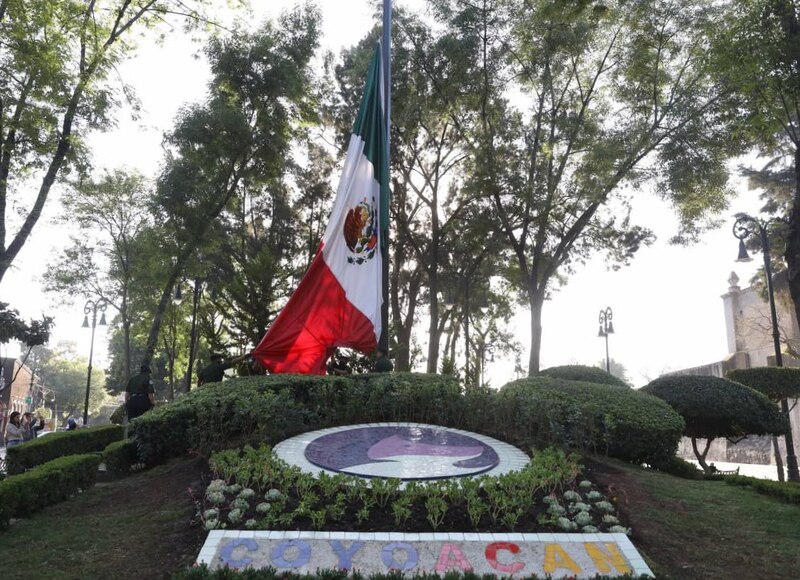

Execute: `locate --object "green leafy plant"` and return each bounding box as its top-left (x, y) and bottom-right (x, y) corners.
top-left (424, 495), bottom-right (448, 530)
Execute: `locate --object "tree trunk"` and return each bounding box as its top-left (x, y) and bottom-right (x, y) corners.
top-left (772, 435), bottom-right (785, 482)
top-left (122, 287), bottom-right (131, 384)
top-left (426, 268), bottom-right (440, 373)
top-left (691, 437), bottom-right (714, 473)
top-left (785, 145), bottom-right (800, 356)
top-left (527, 287), bottom-right (545, 376)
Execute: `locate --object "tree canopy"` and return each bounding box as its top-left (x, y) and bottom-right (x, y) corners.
top-left (642, 374), bottom-right (789, 471)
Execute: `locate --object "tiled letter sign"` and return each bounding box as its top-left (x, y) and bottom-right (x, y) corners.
top-left (197, 531), bottom-right (654, 578)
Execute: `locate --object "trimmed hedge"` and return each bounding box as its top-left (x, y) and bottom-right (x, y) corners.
top-left (726, 367), bottom-right (800, 401)
top-left (539, 365), bottom-right (630, 388)
top-left (495, 377), bottom-right (684, 466)
top-left (641, 375), bottom-right (789, 439)
top-left (5, 424), bottom-right (124, 475)
top-left (102, 439), bottom-right (140, 477)
top-left (0, 453), bottom-right (101, 528)
top-left (130, 373), bottom-right (464, 465)
top-left (130, 372), bottom-right (682, 468)
top-left (724, 474), bottom-right (800, 505)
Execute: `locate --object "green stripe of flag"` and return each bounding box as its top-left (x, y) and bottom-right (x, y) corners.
top-left (353, 45), bottom-right (390, 250)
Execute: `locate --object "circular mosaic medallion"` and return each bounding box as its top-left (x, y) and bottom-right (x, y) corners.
top-left (273, 422), bottom-right (529, 480)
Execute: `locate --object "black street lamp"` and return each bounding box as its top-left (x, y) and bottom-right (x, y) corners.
top-left (598, 307), bottom-right (614, 373)
top-left (81, 297), bottom-right (108, 426)
top-left (733, 213), bottom-right (799, 482)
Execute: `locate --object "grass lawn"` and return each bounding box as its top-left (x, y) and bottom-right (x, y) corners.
top-left (586, 456), bottom-right (800, 580)
top-left (1, 455), bottom-right (799, 579)
top-left (0, 458), bottom-right (207, 580)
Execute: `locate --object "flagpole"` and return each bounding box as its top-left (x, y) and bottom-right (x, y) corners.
top-left (379, 0), bottom-right (391, 355)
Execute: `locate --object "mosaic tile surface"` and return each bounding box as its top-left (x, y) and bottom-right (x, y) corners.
top-left (197, 531), bottom-right (654, 578)
top-left (274, 422), bottom-right (530, 480)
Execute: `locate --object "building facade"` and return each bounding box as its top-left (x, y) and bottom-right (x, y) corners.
top-left (0, 357), bottom-right (41, 445)
top-left (672, 272), bottom-right (800, 466)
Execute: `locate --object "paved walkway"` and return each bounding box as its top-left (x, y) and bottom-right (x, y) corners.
top-left (688, 460), bottom-right (780, 480)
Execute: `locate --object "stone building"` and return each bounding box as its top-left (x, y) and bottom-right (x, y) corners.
top-left (671, 272), bottom-right (800, 466)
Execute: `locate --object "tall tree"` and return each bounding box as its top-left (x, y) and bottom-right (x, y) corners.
top-left (44, 170), bottom-right (152, 384)
top-left (427, 0), bottom-right (735, 374)
top-left (0, 0), bottom-right (215, 285)
top-left (141, 4), bottom-right (322, 368)
top-left (29, 342), bottom-right (108, 423)
top-left (716, 1), bottom-right (800, 331)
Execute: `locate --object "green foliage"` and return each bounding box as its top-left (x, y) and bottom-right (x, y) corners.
top-left (5, 425), bottom-right (122, 475)
top-left (0, 303), bottom-right (53, 348)
top-left (132, 372), bottom-right (680, 470)
top-left (724, 474), bottom-right (800, 506)
top-left (102, 439), bottom-right (140, 478)
top-left (131, 372), bottom-right (466, 465)
top-left (653, 456), bottom-right (705, 481)
top-left (0, 454), bottom-right (101, 528)
top-left (0, 0), bottom-right (213, 284)
top-left (130, 379), bottom-right (302, 464)
top-left (726, 367), bottom-right (800, 402)
top-left (641, 375), bottom-right (789, 439)
top-left (496, 377), bottom-right (684, 467)
top-left (109, 404), bottom-right (126, 425)
top-left (138, 5), bottom-right (323, 368)
top-left (203, 444), bottom-right (600, 534)
top-left (29, 342), bottom-right (110, 420)
top-left (539, 365), bottom-right (630, 388)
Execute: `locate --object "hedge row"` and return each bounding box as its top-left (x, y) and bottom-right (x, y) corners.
top-left (539, 365), bottom-right (630, 388)
top-left (495, 377), bottom-right (684, 466)
top-left (0, 454), bottom-right (101, 528)
top-left (173, 565), bottom-right (651, 580)
top-left (130, 372), bottom-right (683, 469)
top-left (5, 424), bottom-right (123, 474)
top-left (726, 367), bottom-right (800, 401)
top-left (724, 474), bottom-right (800, 505)
top-left (130, 373), bottom-right (464, 465)
top-left (102, 439), bottom-right (141, 478)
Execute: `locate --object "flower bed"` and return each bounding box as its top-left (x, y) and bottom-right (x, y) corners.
top-left (196, 445), bottom-right (631, 536)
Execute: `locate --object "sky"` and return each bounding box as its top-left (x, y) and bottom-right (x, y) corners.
top-left (0, 0), bottom-right (768, 388)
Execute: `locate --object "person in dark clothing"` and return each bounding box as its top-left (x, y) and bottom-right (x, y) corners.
top-left (22, 412), bottom-right (45, 441)
top-left (197, 352), bottom-right (249, 386)
top-left (126, 365), bottom-right (156, 420)
top-left (372, 348), bottom-right (393, 373)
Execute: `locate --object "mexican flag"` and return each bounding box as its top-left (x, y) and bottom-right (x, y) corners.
top-left (252, 46), bottom-right (388, 374)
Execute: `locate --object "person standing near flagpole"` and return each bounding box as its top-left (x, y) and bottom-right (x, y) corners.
top-left (252, 45), bottom-right (390, 375)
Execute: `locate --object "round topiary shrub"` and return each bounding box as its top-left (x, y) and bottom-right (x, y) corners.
top-left (495, 376), bottom-right (684, 466)
top-left (539, 364), bottom-right (630, 388)
top-left (641, 374), bottom-right (790, 472)
top-left (726, 367), bottom-right (800, 402)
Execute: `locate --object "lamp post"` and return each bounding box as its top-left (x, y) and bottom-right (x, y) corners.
top-left (81, 297), bottom-right (108, 426)
top-left (733, 213), bottom-right (799, 482)
top-left (597, 307), bottom-right (614, 373)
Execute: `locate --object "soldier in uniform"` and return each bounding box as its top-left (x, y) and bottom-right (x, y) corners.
top-left (197, 352), bottom-right (249, 386)
top-left (126, 365), bottom-right (156, 420)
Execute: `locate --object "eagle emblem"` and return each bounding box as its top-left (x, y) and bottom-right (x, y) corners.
top-left (343, 199), bottom-right (378, 264)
